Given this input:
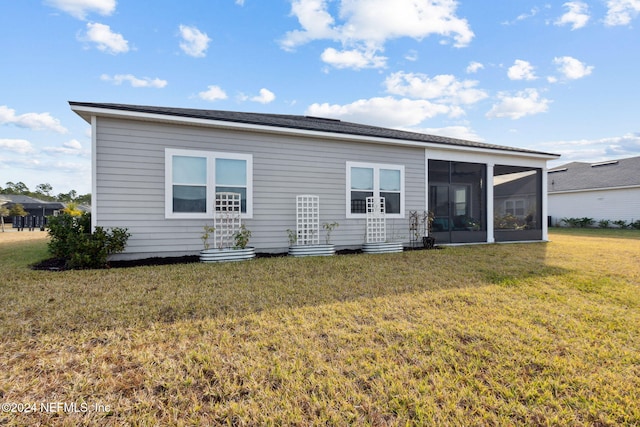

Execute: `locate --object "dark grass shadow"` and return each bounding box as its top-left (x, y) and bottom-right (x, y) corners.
top-left (5, 242), bottom-right (570, 338)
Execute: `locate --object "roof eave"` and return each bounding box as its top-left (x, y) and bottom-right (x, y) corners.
top-left (70, 102), bottom-right (560, 160)
top-left (549, 184), bottom-right (640, 194)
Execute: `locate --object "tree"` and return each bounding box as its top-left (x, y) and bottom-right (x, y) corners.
top-left (5, 181), bottom-right (29, 194)
top-left (62, 202), bottom-right (83, 216)
top-left (56, 193), bottom-right (71, 203)
top-left (35, 183), bottom-right (53, 197)
top-left (0, 205), bottom-right (8, 232)
top-left (75, 193), bottom-right (92, 205)
top-left (9, 203), bottom-right (28, 217)
top-left (56, 190), bottom-right (78, 203)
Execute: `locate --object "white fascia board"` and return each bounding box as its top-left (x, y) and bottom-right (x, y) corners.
top-left (549, 185), bottom-right (640, 195)
top-left (70, 104), bottom-right (559, 161)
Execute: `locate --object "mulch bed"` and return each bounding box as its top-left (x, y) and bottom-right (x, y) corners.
top-left (30, 246), bottom-right (435, 271)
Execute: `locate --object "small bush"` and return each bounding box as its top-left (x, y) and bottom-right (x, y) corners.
top-left (579, 217), bottom-right (594, 228)
top-left (598, 219), bottom-right (611, 229)
top-left (47, 212), bottom-right (130, 269)
top-left (561, 217), bottom-right (580, 228)
top-left (631, 220), bottom-right (640, 230)
top-left (613, 220), bottom-right (628, 229)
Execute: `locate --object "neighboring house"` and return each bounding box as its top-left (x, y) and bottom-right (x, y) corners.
top-left (70, 102), bottom-right (560, 260)
top-left (0, 194), bottom-right (65, 218)
top-left (547, 156), bottom-right (640, 225)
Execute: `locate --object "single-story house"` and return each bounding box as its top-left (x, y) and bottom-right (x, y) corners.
top-left (0, 194), bottom-right (65, 218)
top-left (0, 194), bottom-right (65, 229)
top-left (69, 101), bottom-right (560, 260)
top-left (548, 156), bottom-right (640, 225)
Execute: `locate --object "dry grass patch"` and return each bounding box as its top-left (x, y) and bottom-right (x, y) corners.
top-left (0, 230), bottom-right (639, 425)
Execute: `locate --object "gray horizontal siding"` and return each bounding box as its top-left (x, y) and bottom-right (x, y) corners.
top-left (549, 187), bottom-right (640, 224)
top-left (95, 117), bottom-right (426, 257)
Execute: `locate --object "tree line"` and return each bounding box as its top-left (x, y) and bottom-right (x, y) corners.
top-left (1, 181), bottom-right (91, 205)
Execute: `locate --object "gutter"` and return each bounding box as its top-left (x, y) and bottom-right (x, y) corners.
top-left (70, 102), bottom-right (560, 161)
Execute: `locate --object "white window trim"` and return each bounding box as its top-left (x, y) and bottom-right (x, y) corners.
top-left (346, 161), bottom-right (405, 219)
top-left (504, 199), bottom-right (525, 217)
top-left (165, 148), bottom-right (253, 219)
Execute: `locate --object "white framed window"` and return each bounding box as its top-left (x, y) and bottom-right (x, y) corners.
top-left (505, 199), bottom-right (525, 217)
top-left (165, 148), bottom-right (253, 219)
top-left (346, 161), bottom-right (404, 218)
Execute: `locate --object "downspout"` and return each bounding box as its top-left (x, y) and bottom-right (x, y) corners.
top-left (486, 163), bottom-right (495, 243)
top-left (91, 115), bottom-right (97, 232)
top-left (541, 165), bottom-right (549, 241)
top-left (424, 150), bottom-right (430, 236)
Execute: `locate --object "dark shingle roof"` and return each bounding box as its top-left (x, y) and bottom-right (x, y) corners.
top-left (548, 156), bottom-right (640, 192)
top-left (0, 194), bottom-right (65, 209)
top-left (69, 101), bottom-right (559, 158)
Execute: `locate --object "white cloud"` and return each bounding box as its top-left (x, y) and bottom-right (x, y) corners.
top-left (320, 47), bottom-right (387, 69)
top-left (605, 0), bottom-right (640, 26)
top-left (80, 22), bottom-right (129, 54)
top-left (236, 0), bottom-right (245, 5)
top-left (281, 0), bottom-right (474, 70)
top-left (553, 56), bottom-right (594, 79)
top-left (466, 61), bottom-right (484, 74)
top-left (280, 0), bottom-right (338, 51)
top-left (43, 139), bottom-right (88, 156)
top-left (502, 7), bottom-right (541, 25)
top-left (0, 139), bottom-right (36, 154)
top-left (542, 132), bottom-right (640, 164)
top-left (0, 105), bottom-right (68, 133)
top-left (179, 25), bottom-right (211, 58)
top-left (65, 139), bottom-right (82, 150)
top-left (251, 88), bottom-right (276, 104)
top-left (486, 88), bottom-right (551, 120)
top-left (384, 71), bottom-right (488, 105)
top-left (198, 85), bottom-right (228, 101)
top-left (507, 59), bottom-right (537, 81)
top-left (406, 125), bottom-right (484, 142)
top-left (45, 0), bottom-right (116, 20)
top-left (404, 50), bottom-right (419, 62)
top-left (306, 96), bottom-right (462, 129)
top-left (555, 1), bottom-right (590, 30)
top-left (100, 74), bottom-right (168, 88)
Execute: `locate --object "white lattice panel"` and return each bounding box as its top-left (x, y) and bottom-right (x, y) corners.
top-left (366, 196), bottom-right (386, 243)
top-left (215, 192), bottom-right (242, 249)
top-left (296, 195), bottom-right (320, 245)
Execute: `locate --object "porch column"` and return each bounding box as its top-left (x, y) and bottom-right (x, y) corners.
top-left (424, 152), bottom-right (429, 224)
top-left (541, 165), bottom-right (549, 241)
top-left (486, 163), bottom-right (495, 243)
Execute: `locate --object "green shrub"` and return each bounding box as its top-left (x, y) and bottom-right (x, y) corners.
top-left (561, 217), bottom-right (580, 228)
top-left (47, 212), bottom-right (130, 269)
top-left (631, 220), bottom-right (640, 230)
top-left (578, 217), bottom-right (594, 228)
top-left (562, 217), bottom-right (594, 228)
top-left (613, 220), bottom-right (628, 229)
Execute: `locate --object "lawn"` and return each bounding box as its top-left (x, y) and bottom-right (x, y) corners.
top-left (0, 229), bottom-right (638, 426)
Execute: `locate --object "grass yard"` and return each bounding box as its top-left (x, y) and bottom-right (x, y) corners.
top-left (0, 229), bottom-right (639, 426)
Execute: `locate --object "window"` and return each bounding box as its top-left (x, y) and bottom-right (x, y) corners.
top-left (505, 200), bottom-right (525, 217)
top-left (346, 162), bottom-right (404, 218)
top-left (165, 148), bottom-right (252, 219)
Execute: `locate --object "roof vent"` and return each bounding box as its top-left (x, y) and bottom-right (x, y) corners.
top-left (590, 160), bottom-right (619, 167)
top-left (305, 115), bottom-right (341, 122)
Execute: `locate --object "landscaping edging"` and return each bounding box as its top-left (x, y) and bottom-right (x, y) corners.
top-left (288, 244), bottom-right (336, 257)
top-left (199, 247), bottom-right (256, 262)
top-left (361, 242), bottom-right (404, 254)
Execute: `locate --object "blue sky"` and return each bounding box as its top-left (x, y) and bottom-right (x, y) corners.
top-left (1, 0), bottom-right (639, 195)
